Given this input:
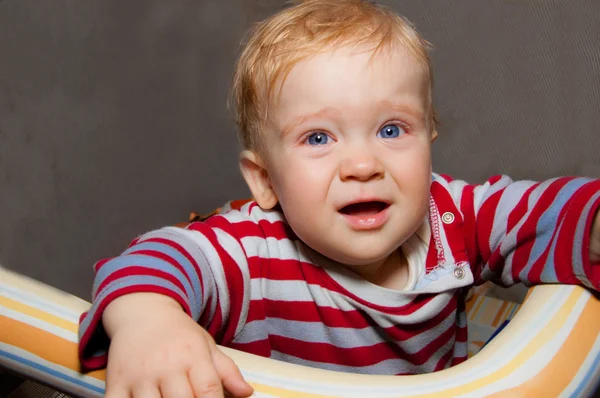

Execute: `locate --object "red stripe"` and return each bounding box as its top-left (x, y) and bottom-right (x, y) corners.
top-left (514, 179), bottom-right (571, 282)
top-left (228, 339), bottom-right (271, 357)
top-left (198, 295), bottom-right (215, 325)
top-left (95, 266), bottom-right (189, 310)
top-left (269, 323), bottom-right (454, 368)
top-left (506, 184), bottom-right (536, 231)
top-left (245, 299), bottom-right (267, 324)
top-left (432, 182), bottom-right (469, 265)
top-left (250, 260), bottom-right (438, 315)
top-left (459, 183), bottom-right (480, 276)
top-left (93, 258), bottom-right (111, 273)
top-left (264, 300), bottom-right (368, 327)
top-left (204, 214), bottom-right (294, 241)
top-left (384, 296), bottom-right (458, 341)
top-left (190, 221), bottom-right (246, 344)
top-left (434, 345), bottom-right (455, 371)
top-left (204, 299), bottom-right (224, 339)
top-left (476, 187), bottom-right (504, 272)
top-left (126, 248), bottom-right (193, 284)
top-left (263, 298), bottom-right (452, 332)
top-left (425, 235), bottom-right (439, 272)
top-left (143, 237), bottom-right (206, 292)
top-left (555, 182), bottom-right (600, 286)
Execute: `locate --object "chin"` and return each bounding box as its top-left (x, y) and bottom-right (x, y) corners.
top-left (334, 247), bottom-right (396, 267)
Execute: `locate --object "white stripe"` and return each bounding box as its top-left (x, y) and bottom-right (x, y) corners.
top-left (241, 236), bottom-right (305, 261)
top-left (179, 228), bottom-right (231, 322)
top-left (458, 291), bottom-right (589, 397)
top-left (145, 227), bottom-right (227, 321)
top-left (238, 287), bottom-right (573, 397)
top-left (445, 178), bottom-right (468, 207)
top-left (270, 337), bottom-right (453, 377)
top-left (0, 306), bottom-right (77, 342)
top-left (0, 343), bottom-right (105, 397)
top-left (221, 203), bottom-right (286, 225)
top-left (248, 204), bottom-right (287, 224)
top-left (492, 180), bottom-right (535, 282)
top-left (249, 279), bottom-right (355, 311)
top-left (137, 227), bottom-right (217, 319)
top-left (249, 278), bottom-right (456, 328)
top-left (1, 284), bottom-right (82, 323)
top-left (381, 286), bottom-right (571, 394)
top-left (213, 228), bottom-right (251, 336)
top-left (236, 310), bottom-right (456, 353)
top-left (499, 180), bottom-right (555, 283)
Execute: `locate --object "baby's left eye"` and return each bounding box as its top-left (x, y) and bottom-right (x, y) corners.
top-left (377, 124), bottom-right (405, 139)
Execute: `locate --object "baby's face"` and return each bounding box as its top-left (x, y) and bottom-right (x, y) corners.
top-left (263, 42), bottom-right (433, 271)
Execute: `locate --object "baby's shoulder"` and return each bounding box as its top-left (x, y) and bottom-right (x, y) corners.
top-left (204, 200), bottom-right (292, 240)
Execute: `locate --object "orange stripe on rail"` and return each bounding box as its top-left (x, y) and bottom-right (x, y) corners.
top-left (487, 292), bottom-right (600, 397)
top-left (0, 315), bottom-right (106, 381)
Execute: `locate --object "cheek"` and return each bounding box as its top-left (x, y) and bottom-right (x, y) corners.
top-left (269, 163), bottom-right (328, 211)
top-left (274, 154), bottom-right (334, 189)
top-left (389, 147), bottom-right (431, 182)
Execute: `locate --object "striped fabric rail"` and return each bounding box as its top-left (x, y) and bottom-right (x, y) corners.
top-left (1, 266), bottom-right (599, 397)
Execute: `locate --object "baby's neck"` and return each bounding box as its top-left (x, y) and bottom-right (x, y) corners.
top-left (355, 249), bottom-right (409, 291)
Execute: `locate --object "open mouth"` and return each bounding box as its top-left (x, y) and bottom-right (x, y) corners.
top-left (338, 201), bottom-right (390, 216)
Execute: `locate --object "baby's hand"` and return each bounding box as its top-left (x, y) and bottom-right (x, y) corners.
top-left (591, 210), bottom-right (600, 264)
top-left (102, 293), bottom-right (254, 398)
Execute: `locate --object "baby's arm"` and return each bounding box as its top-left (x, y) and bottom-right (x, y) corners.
top-left (102, 292), bottom-right (252, 398)
top-left (78, 224), bottom-right (254, 398)
top-left (454, 175), bottom-right (600, 290)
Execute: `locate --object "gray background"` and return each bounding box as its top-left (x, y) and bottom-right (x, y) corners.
top-left (0, 0), bottom-right (599, 300)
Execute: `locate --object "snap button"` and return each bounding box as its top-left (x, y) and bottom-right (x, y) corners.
top-left (442, 212), bottom-right (455, 224)
top-left (453, 268), bottom-right (465, 280)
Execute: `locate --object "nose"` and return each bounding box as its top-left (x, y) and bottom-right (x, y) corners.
top-left (339, 148), bottom-right (384, 182)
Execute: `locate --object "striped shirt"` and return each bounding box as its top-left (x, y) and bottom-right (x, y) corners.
top-left (78, 174), bottom-right (600, 374)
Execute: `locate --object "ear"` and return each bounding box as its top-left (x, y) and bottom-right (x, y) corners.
top-left (239, 150), bottom-right (279, 209)
top-left (431, 129), bottom-right (438, 142)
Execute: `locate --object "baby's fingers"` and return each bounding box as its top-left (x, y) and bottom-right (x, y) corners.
top-left (133, 383), bottom-right (161, 398)
top-left (212, 348), bottom-right (254, 397)
top-left (160, 373), bottom-right (195, 398)
top-left (104, 385), bottom-right (130, 398)
top-left (188, 361), bottom-right (225, 398)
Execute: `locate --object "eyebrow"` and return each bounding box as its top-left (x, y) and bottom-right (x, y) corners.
top-left (379, 100), bottom-right (426, 122)
top-left (280, 100), bottom-right (426, 136)
top-left (281, 106), bottom-right (340, 136)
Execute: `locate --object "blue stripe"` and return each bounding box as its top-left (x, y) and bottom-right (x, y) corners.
top-left (2, 285), bottom-right (81, 322)
top-left (80, 275), bottom-right (192, 336)
top-left (539, 218), bottom-right (563, 282)
top-left (520, 179), bottom-right (591, 282)
top-left (0, 349), bottom-right (105, 394)
top-left (93, 251), bottom-right (200, 317)
top-left (122, 240), bottom-right (204, 300)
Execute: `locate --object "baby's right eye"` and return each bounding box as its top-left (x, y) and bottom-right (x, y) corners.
top-left (305, 132), bottom-right (330, 146)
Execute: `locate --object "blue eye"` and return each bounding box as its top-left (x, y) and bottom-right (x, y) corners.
top-left (306, 132), bottom-right (330, 145)
top-left (377, 124), bottom-right (405, 139)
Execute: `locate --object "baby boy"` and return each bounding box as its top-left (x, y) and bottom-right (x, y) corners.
top-left (78, 1), bottom-right (600, 397)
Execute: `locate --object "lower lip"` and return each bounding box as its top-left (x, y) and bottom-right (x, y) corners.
top-left (339, 206), bottom-right (390, 231)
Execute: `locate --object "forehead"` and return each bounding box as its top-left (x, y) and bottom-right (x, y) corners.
top-left (271, 42), bottom-right (429, 124)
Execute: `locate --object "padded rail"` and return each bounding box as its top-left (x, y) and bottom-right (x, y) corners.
top-left (1, 267), bottom-right (599, 397)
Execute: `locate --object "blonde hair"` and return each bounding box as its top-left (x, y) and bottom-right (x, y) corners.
top-left (231, 0), bottom-right (436, 153)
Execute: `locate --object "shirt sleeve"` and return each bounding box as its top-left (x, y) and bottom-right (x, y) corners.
top-left (77, 216), bottom-right (253, 371)
top-left (455, 175), bottom-right (600, 290)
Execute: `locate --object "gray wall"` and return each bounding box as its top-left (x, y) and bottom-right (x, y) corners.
top-left (1, 0), bottom-right (599, 299)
